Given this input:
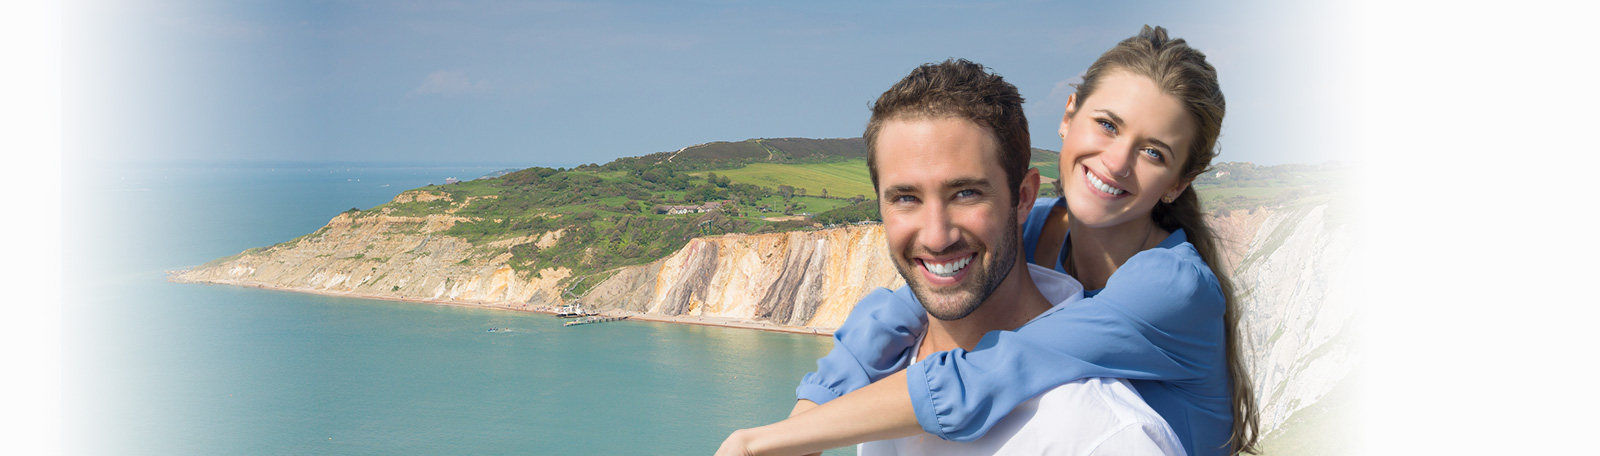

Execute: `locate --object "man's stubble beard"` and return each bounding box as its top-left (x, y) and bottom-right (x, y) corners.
top-left (894, 206), bottom-right (1021, 321)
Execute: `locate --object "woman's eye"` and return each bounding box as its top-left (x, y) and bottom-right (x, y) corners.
top-left (1141, 148), bottom-right (1164, 162)
top-left (1096, 119), bottom-right (1117, 134)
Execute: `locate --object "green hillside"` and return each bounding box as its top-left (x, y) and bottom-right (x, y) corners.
top-left (698, 147), bottom-right (1061, 201)
top-left (343, 137), bottom-right (887, 291)
top-left (696, 162), bottom-right (874, 200)
top-left (330, 138), bottom-right (1319, 293)
top-left (1192, 161), bottom-right (1349, 214)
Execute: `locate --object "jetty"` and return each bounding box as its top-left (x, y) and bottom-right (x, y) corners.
top-left (562, 315), bottom-right (629, 327)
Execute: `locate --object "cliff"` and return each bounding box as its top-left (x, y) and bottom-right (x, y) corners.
top-left (171, 190), bottom-right (905, 330)
top-left (174, 187), bottom-right (1354, 442)
top-left (584, 226), bottom-right (903, 329)
top-left (1229, 201), bottom-right (1357, 440)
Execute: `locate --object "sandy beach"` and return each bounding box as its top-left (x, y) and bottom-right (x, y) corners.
top-left (175, 277), bottom-right (837, 337)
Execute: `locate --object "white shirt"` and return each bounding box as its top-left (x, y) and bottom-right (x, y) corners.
top-left (858, 265), bottom-right (1186, 456)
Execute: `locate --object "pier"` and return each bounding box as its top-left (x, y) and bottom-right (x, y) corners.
top-left (562, 315), bottom-right (630, 327)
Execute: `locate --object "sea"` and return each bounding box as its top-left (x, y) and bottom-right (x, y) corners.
top-left (62, 163), bottom-right (853, 455)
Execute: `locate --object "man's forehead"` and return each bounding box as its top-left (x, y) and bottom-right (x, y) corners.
top-left (874, 117), bottom-right (1004, 189)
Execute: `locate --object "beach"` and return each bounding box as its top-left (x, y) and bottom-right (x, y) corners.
top-left (175, 277), bottom-right (838, 337)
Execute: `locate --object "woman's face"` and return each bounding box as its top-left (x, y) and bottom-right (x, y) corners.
top-left (1058, 70), bottom-right (1196, 229)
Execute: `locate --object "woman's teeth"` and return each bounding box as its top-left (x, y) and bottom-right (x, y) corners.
top-left (925, 255), bottom-right (973, 278)
top-left (1086, 170), bottom-right (1126, 196)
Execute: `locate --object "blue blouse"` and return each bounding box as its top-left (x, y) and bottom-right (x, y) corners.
top-left (796, 197), bottom-right (1235, 456)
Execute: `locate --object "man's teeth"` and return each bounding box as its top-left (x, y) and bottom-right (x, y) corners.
top-left (925, 256), bottom-right (973, 278)
top-left (1086, 170), bottom-right (1126, 196)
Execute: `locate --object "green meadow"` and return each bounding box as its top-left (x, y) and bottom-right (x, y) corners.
top-left (697, 161), bottom-right (876, 200)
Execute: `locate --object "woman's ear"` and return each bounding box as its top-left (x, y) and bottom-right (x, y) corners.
top-left (1058, 93), bottom-right (1078, 140)
top-left (1165, 179), bottom-right (1192, 203)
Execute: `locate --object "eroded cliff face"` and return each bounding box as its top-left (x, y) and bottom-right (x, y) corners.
top-left (171, 208), bottom-right (572, 308)
top-left (1227, 202), bottom-right (1357, 437)
top-left (584, 225), bottom-right (904, 329)
top-left (173, 191), bottom-right (904, 329)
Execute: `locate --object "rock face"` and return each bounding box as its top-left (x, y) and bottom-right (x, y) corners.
top-left (172, 192), bottom-right (905, 330)
top-left (1228, 202), bottom-right (1357, 438)
top-left (584, 225), bottom-right (904, 328)
top-left (171, 210), bottom-right (572, 308)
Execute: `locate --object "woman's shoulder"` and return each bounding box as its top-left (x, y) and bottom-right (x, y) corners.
top-left (1104, 229), bottom-right (1225, 317)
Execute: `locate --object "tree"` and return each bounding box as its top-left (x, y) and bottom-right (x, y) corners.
top-left (778, 185), bottom-right (794, 201)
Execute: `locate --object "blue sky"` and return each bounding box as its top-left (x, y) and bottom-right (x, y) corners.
top-left (64, 0), bottom-right (1353, 167)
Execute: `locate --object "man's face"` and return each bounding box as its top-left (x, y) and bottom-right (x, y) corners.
top-left (874, 117), bottom-right (1025, 321)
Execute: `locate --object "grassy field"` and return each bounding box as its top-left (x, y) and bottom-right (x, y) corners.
top-left (699, 161), bottom-right (876, 200)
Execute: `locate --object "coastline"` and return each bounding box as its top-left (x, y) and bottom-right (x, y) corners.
top-left (169, 276), bottom-right (837, 337)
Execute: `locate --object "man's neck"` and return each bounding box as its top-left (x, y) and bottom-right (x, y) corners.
top-left (918, 261), bottom-right (1054, 360)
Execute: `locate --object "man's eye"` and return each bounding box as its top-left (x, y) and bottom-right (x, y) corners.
top-left (892, 195), bottom-right (919, 204)
top-left (954, 189), bottom-right (978, 199)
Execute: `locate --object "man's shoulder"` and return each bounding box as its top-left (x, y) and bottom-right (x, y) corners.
top-left (1033, 378), bottom-right (1167, 428)
top-left (1018, 378), bottom-right (1185, 455)
top-left (1026, 263), bottom-right (1085, 307)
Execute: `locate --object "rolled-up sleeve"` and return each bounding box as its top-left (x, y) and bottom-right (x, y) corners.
top-left (796, 286), bottom-right (927, 405)
top-left (909, 247), bottom-right (1227, 442)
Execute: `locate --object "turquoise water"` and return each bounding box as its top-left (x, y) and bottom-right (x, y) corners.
top-left (63, 165), bottom-right (849, 455)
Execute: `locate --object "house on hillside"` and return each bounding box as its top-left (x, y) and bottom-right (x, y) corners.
top-left (656, 200), bottom-right (728, 215)
top-left (444, 177), bottom-right (461, 184)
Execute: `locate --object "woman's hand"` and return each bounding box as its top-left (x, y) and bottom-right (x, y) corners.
top-left (714, 429), bottom-right (755, 456)
top-left (710, 371), bottom-right (921, 455)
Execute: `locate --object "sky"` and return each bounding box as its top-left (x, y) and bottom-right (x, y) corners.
top-left (62, 0), bottom-right (1353, 168)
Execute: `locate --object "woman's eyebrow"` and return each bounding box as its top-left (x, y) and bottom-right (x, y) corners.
top-left (1148, 138), bottom-right (1174, 152)
top-left (1094, 109), bottom-right (1124, 127)
top-left (1096, 108), bottom-right (1175, 152)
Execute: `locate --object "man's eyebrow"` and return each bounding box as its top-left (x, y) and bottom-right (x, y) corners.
top-left (945, 177), bottom-right (993, 189)
top-left (883, 184), bottom-right (918, 195)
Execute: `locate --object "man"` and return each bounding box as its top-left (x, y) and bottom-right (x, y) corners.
top-left (717, 59), bottom-right (1183, 455)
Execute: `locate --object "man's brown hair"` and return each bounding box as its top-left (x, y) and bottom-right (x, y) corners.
top-left (864, 58), bottom-right (1030, 203)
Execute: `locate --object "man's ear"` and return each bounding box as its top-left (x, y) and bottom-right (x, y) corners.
top-left (1058, 93), bottom-right (1078, 140)
top-left (1017, 168), bottom-right (1041, 227)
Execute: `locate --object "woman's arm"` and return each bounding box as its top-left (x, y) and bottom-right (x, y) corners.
top-left (793, 286), bottom-right (926, 405)
top-left (720, 371), bottom-right (921, 456)
top-left (766, 247), bottom-right (1225, 451)
top-left (908, 248), bottom-right (1226, 441)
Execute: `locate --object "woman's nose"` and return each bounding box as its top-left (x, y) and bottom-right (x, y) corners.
top-left (1102, 147), bottom-right (1135, 178)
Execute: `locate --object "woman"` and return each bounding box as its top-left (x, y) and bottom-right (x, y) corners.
top-left (720, 25), bottom-right (1257, 455)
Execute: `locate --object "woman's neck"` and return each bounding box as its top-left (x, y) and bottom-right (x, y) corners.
top-left (1064, 215), bottom-right (1170, 290)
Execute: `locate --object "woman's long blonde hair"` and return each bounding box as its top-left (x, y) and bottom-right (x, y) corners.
top-left (1073, 25), bottom-right (1260, 454)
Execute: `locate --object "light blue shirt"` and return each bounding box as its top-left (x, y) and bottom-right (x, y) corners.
top-left (797, 197), bottom-right (1235, 456)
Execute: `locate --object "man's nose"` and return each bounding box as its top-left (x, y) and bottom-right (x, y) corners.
top-left (918, 201), bottom-right (960, 253)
